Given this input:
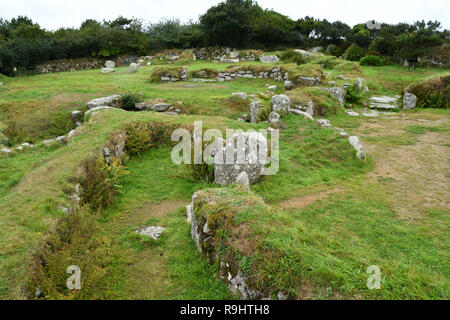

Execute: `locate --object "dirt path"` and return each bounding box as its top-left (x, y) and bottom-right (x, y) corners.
top-left (279, 112), bottom-right (450, 223)
top-left (354, 113), bottom-right (450, 222)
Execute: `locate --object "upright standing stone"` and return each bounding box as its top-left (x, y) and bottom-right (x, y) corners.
top-left (306, 101), bottom-right (314, 116)
top-left (105, 60), bottom-right (115, 68)
top-left (271, 95), bottom-right (290, 113)
top-left (249, 101), bottom-right (261, 123)
top-left (214, 132), bottom-right (268, 186)
top-left (129, 63), bottom-right (138, 73)
top-left (236, 172), bottom-right (250, 191)
top-left (403, 91), bottom-right (417, 110)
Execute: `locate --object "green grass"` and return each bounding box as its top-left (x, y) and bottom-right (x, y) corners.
top-left (406, 125), bottom-right (449, 135)
top-left (0, 54), bottom-right (449, 300)
top-left (361, 65), bottom-right (450, 96)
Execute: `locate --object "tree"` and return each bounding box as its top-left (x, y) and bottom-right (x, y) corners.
top-left (251, 10), bottom-right (297, 48)
top-left (200, 0), bottom-right (261, 48)
top-left (350, 24), bottom-right (372, 48)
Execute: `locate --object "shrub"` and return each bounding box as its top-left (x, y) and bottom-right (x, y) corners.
top-left (280, 50), bottom-right (306, 65)
top-left (406, 76), bottom-right (449, 109)
top-left (345, 44), bottom-right (366, 61)
top-left (125, 122), bottom-right (169, 156)
top-left (79, 157), bottom-right (128, 211)
top-left (345, 84), bottom-right (365, 104)
top-left (26, 207), bottom-right (114, 299)
top-left (257, 103), bottom-right (272, 122)
top-left (0, 121), bottom-right (32, 147)
top-left (183, 162), bottom-right (215, 183)
top-left (121, 92), bottom-right (143, 111)
top-left (179, 140), bottom-right (215, 183)
top-left (149, 66), bottom-right (184, 83)
top-left (320, 57), bottom-right (340, 69)
top-left (359, 55), bottom-right (383, 66)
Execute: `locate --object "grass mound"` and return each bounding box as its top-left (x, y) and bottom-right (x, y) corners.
top-left (286, 87), bottom-right (344, 115)
top-left (149, 66), bottom-right (185, 83)
top-left (191, 68), bottom-right (218, 79)
top-left (405, 76), bottom-right (449, 109)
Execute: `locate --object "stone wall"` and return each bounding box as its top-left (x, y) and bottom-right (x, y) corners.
top-left (33, 55), bottom-right (139, 75)
top-left (217, 66), bottom-right (288, 82)
top-left (193, 47), bottom-right (262, 62)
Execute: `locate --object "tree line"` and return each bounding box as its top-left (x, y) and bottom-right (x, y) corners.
top-left (0, 0), bottom-right (448, 75)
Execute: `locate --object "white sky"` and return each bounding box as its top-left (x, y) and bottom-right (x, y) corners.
top-left (1, 0), bottom-right (449, 30)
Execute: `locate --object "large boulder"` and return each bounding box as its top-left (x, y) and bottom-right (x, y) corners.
top-left (293, 49), bottom-right (313, 59)
top-left (129, 63), bottom-right (138, 73)
top-left (259, 55), bottom-right (279, 63)
top-left (317, 119), bottom-right (331, 128)
top-left (105, 60), bottom-right (115, 68)
top-left (268, 111), bottom-right (280, 126)
top-left (284, 80), bottom-right (294, 90)
top-left (323, 87), bottom-right (346, 105)
top-left (214, 131), bottom-right (268, 186)
top-left (403, 91), bottom-right (417, 110)
top-left (87, 94), bottom-right (123, 109)
top-left (232, 92), bottom-right (247, 100)
top-left (180, 66), bottom-right (188, 81)
top-left (271, 95), bottom-right (290, 113)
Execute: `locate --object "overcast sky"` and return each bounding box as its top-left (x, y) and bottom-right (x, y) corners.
top-left (1, 0), bottom-right (449, 30)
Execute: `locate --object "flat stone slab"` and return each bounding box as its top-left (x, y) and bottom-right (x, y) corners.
top-left (362, 110), bottom-right (380, 117)
top-left (369, 96), bottom-right (399, 104)
top-left (369, 96), bottom-right (399, 110)
top-left (135, 226), bottom-right (165, 240)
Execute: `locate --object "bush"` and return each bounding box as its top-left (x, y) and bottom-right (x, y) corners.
top-left (149, 66), bottom-right (184, 83)
top-left (0, 121), bottom-right (32, 147)
top-left (121, 92), bottom-right (143, 111)
top-left (320, 57), bottom-right (340, 69)
top-left (345, 84), bottom-right (365, 104)
top-left (359, 55), bottom-right (383, 66)
top-left (280, 50), bottom-right (306, 65)
top-left (79, 157), bottom-right (128, 211)
top-left (257, 103), bottom-right (272, 122)
top-left (407, 76), bottom-right (449, 109)
top-left (125, 122), bottom-right (169, 156)
top-left (26, 207), bottom-right (114, 299)
top-left (345, 44), bottom-right (366, 61)
top-left (183, 162), bottom-right (215, 183)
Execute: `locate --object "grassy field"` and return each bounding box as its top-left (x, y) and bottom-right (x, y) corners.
top-left (0, 55), bottom-right (449, 299)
